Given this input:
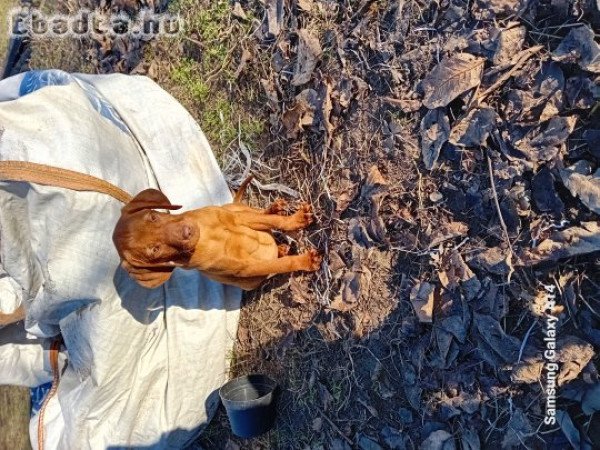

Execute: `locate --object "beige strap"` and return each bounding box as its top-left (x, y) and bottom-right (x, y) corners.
top-left (0, 304), bottom-right (25, 327)
top-left (0, 161), bottom-right (133, 204)
top-left (37, 336), bottom-right (63, 450)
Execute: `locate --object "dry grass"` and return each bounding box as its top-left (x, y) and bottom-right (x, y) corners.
top-left (29, 38), bottom-right (95, 73)
top-left (0, 0), bottom-right (18, 64)
top-left (0, 386), bottom-right (32, 450)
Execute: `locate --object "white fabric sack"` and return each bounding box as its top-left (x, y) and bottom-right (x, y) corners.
top-left (0, 70), bottom-right (241, 449)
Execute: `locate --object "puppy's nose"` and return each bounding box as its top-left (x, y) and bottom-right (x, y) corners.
top-left (182, 225), bottom-right (192, 240)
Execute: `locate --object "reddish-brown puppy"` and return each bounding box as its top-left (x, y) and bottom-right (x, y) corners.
top-left (112, 180), bottom-right (322, 290)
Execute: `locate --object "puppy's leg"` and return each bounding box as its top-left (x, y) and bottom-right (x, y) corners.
top-left (224, 198), bottom-right (288, 215)
top-left (222, 204), bottom-right (266, 214)
top-left (228, 249), bottom-right (322, 277)
top-left (235, 202), bottom-right (313, 231)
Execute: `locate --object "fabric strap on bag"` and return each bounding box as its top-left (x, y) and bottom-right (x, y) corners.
top-left (0, 161), bottom-right (133, 204)
top-left (37, 336), bottom-right (63, 450)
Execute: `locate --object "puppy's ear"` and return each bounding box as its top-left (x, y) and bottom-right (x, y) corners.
top-left (123, 189), bottom-right (182, 214)
top-left (121, 260), bottom-right (175, 289)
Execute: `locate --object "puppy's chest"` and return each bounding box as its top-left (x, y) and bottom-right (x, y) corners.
top-left (203, 224), bottom-right (277, 259)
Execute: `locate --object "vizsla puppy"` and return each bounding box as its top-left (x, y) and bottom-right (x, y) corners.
top-left (112, 179), bottom-right (322, 290)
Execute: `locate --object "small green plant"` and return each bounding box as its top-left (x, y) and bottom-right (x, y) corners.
top-left (167, 0), bottom-right (265, 154)
top-left (169, 0), bottom-right (231, 76)
top-left (224, 348), bottom-right (238, 372)
top-left (330, 378), bottom-right (345, 406)
top-left (171, 59), bottom-right (211, 103)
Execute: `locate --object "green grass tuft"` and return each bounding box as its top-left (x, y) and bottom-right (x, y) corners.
top-left (166, 0), bottom-right (265, 153)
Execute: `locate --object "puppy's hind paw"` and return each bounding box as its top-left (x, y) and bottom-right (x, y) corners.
top-left (302, 248), bottom-right (323, 272)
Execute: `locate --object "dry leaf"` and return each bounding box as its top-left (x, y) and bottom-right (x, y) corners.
top-left (292, 29), bottom-right (322, 86)
top-left (339, 272), bottom-right (361, 304)
top-left (318, 77), bottom-right (335, 145)
top-left (520, 222), bottom-right (600, 265)
top-left (410, 282), bottom-right (435, 323)
top-left (357, 399), bottom-right (379, 418)
top-left (421, 429), bottom-right (455, 450)
top-left (582, 384), bottom-right (600, 415)
top-left (552, 25), bottom-right (600, 73)
top-left (368, 200), bottom-right (387, 244)
top-left (334, 78), bottom-right (355, 109)
top-left (556, 411), bottom-right (588, 450)
top-left (261, 78), bottom-right (279, 110)
top-left (420, 108), bottom-right (450, 170)
top-left (512, 336), bottom-right (595, 385)
top-left (421, 53), bottom-right (485, 109)
top-left (531, 114), bottom-right (577, 146)
top-left (330, 271), bottom-right (361, 311)
top-left (429, 221), bottom-right (469, 247)
top-left (266, 0), bottom-right (283, 37)
top-left (329, 296), bottom-right (357, 312)
top-left (493, 25), bottom-right (526, 65)
top-left (503, 62), bottom-right (565, 124)
top-left (472, 0), bottom-right (525, 19)
top-left (503, 90), bottom-right (535, 123)
top-left (501, 409), bottom-right (533, 449)
top-left (335, 192), bottom-right (352, 213)
top-left (111, 0), bottom-right (140, 14)
top-left (474, 313), bottom-right (521, 367)
top-left (281, 89), bottom-right (318, 138)
top-left (584, 129), bottom-right (600, 159)
top-left (528, 288), bottom-right (564, 317)
top-left (535, 62), bottom-right (565, 123)
top-left (439, 251), bottom-right (476, 290)
top-left (328, 251), bottom-right (347, 274)
top-left (234, 48), bottom-right (252, 79)
top-left (231, 2), bottom-right (247, 20)
top-left (468, 247), bottom-right (512, 276)
top-left (513, 115), bottom-right (577, 163)
top-left (461, 429), bottom-right (480, 450)
top-left (531, 167), bottom-right (564, 215)
top-left (361, 165), bottom-right (387, 199)
top-left (297, 0), bottom-right (313, 11)
top-left (312, 417), bottom-right (323, 432)
top-left (289, 277), bottom-right (310, 304)
top-left (566, 76), bottom-right (599, 110)
top-left (449, 107), bottom-right (499, 147)
top-left (559, 161), bottom-right (600, 215)
top-left (349, 218), bottom-right (376, 248)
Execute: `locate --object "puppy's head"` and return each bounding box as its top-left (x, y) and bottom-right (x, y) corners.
top-left (113, 189), bottom-right (199, 288)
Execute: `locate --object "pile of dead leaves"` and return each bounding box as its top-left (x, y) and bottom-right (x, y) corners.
top-left (402, 1), bottom-right (600, 448)
top-left (196, 0), bottom-right (600, 448)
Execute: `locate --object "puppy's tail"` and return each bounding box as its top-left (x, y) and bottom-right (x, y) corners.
top-left (233, 175), bottom-right (254, 203)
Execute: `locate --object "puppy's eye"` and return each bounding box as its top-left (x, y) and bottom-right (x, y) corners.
top-left (148, 245), bottom-right (160, 256)
top-left (148, 212), bottom-right (159, 222)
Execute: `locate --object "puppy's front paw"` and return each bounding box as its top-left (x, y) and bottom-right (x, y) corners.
top-left (267, 198), bottom-right (288, 215)
top-left (301, 248), bottom-right (322, 272)
top-left (292, 202), bottom-right (314, 228)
